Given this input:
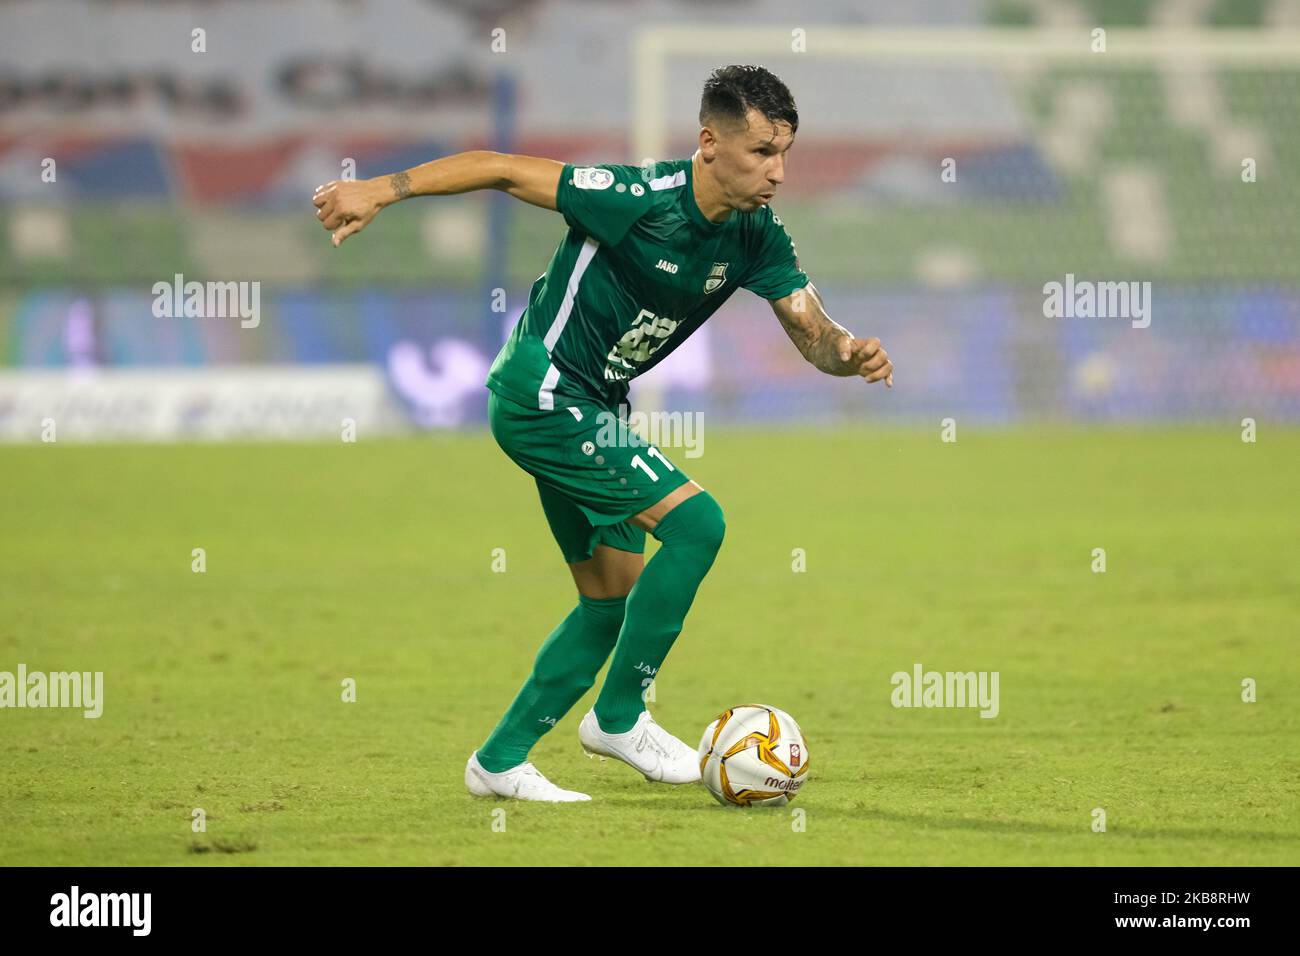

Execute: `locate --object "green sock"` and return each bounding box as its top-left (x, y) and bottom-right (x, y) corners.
top-left (476, 593), bottom-right (627, 773)
top-left (594, 492), bottom-right (726, 733)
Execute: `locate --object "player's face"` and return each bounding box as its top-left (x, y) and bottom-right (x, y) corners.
top-left (715, 108), bottom-right (794, 212)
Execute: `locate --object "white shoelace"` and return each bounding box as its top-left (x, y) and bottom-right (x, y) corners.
top-left (510, 763), bottom-right (545, 795)
top-left (632, 719), bottom-right (674, 760)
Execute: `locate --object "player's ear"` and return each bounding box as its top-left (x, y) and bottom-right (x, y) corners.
top-left (697, 125), bottom-right (719, 159)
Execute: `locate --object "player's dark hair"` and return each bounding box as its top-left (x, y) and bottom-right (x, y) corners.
top-left (699, 65), bottom-right (798, 138)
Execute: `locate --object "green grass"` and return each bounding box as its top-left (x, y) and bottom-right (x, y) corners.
top-left (1, 428), bottom-right (1297, 865)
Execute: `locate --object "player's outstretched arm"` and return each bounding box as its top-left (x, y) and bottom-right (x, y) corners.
top-left (770, 282), bottom-right (893, 386)
top-left (312, 151), bottom-right (564, 247)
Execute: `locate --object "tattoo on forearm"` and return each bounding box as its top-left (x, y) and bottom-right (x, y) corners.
top-left (778, 285), bottom-right (855, 375)
top-left (390, 171), bottom-right (413, 199)
top-left (805, 316), bottom-right (854, 375)
top-left (811, 332), bottom-right (852, 375)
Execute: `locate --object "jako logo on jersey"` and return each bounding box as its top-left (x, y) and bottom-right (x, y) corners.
top-left (789, 743), bottom-right (801, 767)
top-left (704, 262), bottom-right (728, 294)
top-left (655, 259), bottom-right (679, 274)
top-left (538, 716), bottom-right (557, 726)
top-left (573, 167), bottom-right (613, 190)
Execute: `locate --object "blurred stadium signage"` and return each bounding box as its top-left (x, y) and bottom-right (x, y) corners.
top-left (0, 1), bottom-right (495, 135)
top-left (0, 367), bottom-right (409, 442)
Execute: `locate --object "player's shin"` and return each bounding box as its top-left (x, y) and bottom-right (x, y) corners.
top-left (474, 594), bottom-right (627, 772)
top-left (593, 492), bottom-right (726, 733)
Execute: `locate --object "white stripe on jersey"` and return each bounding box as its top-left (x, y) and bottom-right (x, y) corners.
top-left (648, 170), bottom-right (686, 191)
top-left (538, 235), bottom-right (600, 410)
top-left (538, 363), bottom-right (562, 410)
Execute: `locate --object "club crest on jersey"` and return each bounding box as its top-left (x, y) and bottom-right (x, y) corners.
top-left (704, 262), bottom-right (728, 294)
top-left (573, 167), bottom-right (614, 190)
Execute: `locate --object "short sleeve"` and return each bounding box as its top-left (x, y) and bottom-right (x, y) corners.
top-left (555, 163), bottom-right (651, 247)
top-left (742, 208), bottom-right (810, 300)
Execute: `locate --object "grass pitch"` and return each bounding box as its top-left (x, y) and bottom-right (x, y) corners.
top-left (1, 426), bottom-right (1297, 865)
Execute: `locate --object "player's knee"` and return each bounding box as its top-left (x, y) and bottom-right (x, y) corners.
top-left (659, 489), bottom-right (726, 554)
top-left (697, 492), bottom-right (727, 552)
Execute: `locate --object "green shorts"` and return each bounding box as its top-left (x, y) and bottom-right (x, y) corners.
top-left (487, 387), bottom-right (693, 564)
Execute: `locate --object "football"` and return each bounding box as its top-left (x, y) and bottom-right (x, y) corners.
top-left (697, 704), bottom-right (809, 806)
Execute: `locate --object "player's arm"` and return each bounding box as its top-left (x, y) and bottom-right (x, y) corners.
top-left (769, 282), bottom-right (893, 386)
top-left (312, 150), bottom-right (563, 246)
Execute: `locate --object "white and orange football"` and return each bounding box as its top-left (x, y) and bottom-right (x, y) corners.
top-left (697, 704), bottom-right (809, 807)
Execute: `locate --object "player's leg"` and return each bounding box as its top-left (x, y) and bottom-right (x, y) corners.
top-left (475, 538), bottom-right (647, 770)
top-left (469, 395), bottom-right (617, 800)
top-left (574, 471), bottom-right (724, 783)
top-left (475, 533), bottom-right (646, 769)
top-left (476, 389), bottom-right (714, 787)
top-left (568, 543), bottom-right (643, 599)
top-left (589, 478), bottom-right (724, 735)
top-left (479, 536), bottom-right (646, 772)
top-left (624, 480), bottom-right (705, 534)
top-left (473, 481), bottom-right (640, 774)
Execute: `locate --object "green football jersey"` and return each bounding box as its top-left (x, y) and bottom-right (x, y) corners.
top-left (485, 156), bottom-right (810, 410)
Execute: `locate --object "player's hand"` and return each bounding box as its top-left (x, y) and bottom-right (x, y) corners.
top-left (838, 336), bottom-right (893, 387)
top-left (312, 178), bottom-right (387, 247)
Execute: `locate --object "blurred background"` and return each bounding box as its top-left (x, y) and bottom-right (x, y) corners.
top-left (1, 0), bottom-right (1298, 440)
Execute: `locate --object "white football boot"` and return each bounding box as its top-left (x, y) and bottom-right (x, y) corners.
top-left (578, 709), bottom-right (701, 784)
top-left (465, 751), bottom-right (591, 802)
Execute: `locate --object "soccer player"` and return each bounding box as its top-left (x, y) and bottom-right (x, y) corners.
top-left (313, 65), bottom-right (893, 802)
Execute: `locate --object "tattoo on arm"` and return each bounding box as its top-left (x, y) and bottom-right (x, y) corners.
top-left (389, 171), bottom-right (413, 200)
top-left (778, 287), bottom-right (854, 375)
top-left (808, 328), bottom-right (854, 375)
